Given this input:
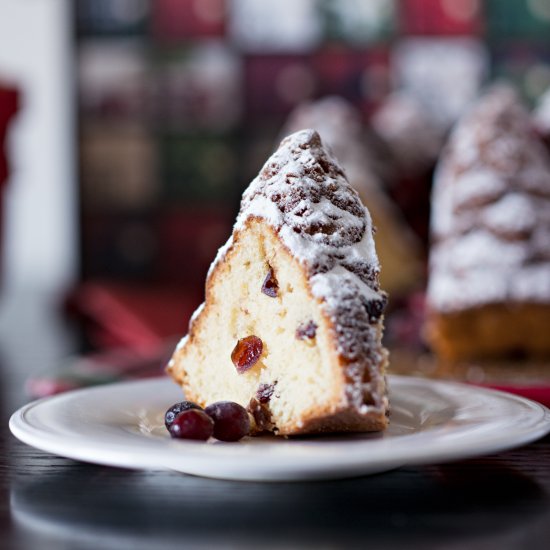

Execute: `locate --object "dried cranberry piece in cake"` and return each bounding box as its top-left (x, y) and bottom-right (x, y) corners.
top-left (231, 336), bottom-right (263, 373)
top-left (296, 320), bottom-right (317, 340)
top-left (255, 382), bottom-right (276, 404)
top-left (261, 267), bottom-right (278, 297)
top-left (247, 397), bottom-right (275, 434)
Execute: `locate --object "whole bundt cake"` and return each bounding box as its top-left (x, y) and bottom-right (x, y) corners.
top-left (427, 85), bottom-right (550, 361)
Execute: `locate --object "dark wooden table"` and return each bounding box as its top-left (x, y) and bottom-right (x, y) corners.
top-left (1, 293), bottom-right (550, 549)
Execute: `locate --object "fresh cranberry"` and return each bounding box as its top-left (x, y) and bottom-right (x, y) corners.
top-left (168, 409), bottom-right (214, 441)
top-left (164, 401), bottom-right (202, 429)
top-left (205, 401), bottom-right (250, 442)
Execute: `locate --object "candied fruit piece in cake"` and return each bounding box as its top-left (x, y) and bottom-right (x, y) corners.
top-left (295, 320), bottom-right (317, 340)
top-left (167, 129), bottom-right (389, 436)
top-left (261, 268), bottom-right (279, 297)
top-left (231, 336), bottom-right (263, 373)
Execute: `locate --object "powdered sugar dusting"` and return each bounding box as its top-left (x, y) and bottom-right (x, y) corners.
top-left (483, 193), bottom-right (536, 236)
top-left (428, 85), bottom-right (550, 312)
top-left (432, 230), bottom-right (530, 271)
top-left (452, 170), bottom-right (506, 211)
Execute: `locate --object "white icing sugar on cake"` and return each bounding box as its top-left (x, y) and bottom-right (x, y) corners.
top-left (483, 193), bottom-right (536, 236)
top-left (452, 170), bottom-right (506, 211)
top-left (428, 84), bottom-right (550, 312)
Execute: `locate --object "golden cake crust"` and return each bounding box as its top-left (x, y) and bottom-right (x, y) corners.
top-left (426, 303), bottom-right (550, 362)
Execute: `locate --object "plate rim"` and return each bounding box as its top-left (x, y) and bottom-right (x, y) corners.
top-left (9, 375), bottom-right (550, 481)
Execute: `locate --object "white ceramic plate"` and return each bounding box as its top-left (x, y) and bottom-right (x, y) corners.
top-left (10, 375), bottom-right (550, 481)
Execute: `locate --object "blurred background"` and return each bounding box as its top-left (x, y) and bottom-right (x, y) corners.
top-left (1, 0), bottom-right (550, 395)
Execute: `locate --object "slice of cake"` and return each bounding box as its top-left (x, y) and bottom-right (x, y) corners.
top-left (426, 85), bottom-right (550, 361)
top-left (371, 92), bottom-right (443, 178)
top-left (167, 129), bottom-right (389, 436)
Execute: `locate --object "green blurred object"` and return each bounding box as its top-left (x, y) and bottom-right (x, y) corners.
top-left (160, 133), bottom-right (238, 203)
top-left (76, 0), bottom-right (150, 37)
top-left (491, 44), bottom-right (550, 104)
top-left (320, 0), bottom-right (396, 44)
top-left (486, 0), bottom-right (550, 39)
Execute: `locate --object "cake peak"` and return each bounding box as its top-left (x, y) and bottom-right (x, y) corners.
top-left (235, 129), bottom-right (382, 291)
top-left (280, 99), bottom-right (379, 190)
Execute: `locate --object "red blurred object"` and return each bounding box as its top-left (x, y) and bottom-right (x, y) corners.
top-left (389, 173), bottom-right (433, 246)
top-left (76, 206), bottom-right (230, 354)
top-left (244, 54), bottom-right (316, 116)
top-left (314, 47), bottom-right (390, 115)
top-left (25, 343), bottom-right (173, 398)
top-left (386, 291), bottom-right (428, 350)
top-left (484, 384), bottom-right (550, 409)
top-left (0, 83), bottom-right (18, 187)
top-left (0, 83), bottom-right (19, 272)
top-left (67, 281), bottom-right (201, 352)
top-left (154, 206), bottom-right (231, 286)
top-left (152, 0), bottom-right (226, 41)
top-left (400, 0), bottom-right (483, 35)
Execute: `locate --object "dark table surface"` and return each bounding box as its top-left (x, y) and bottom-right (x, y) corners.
top-left (1, 292), bottom-right (550, 550)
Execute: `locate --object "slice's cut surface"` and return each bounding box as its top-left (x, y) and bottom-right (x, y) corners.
top-left (168, 129), bottom-right (389, 435)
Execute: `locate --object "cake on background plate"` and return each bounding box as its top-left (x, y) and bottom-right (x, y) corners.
top-left (371, 91), bottom-right (444, 178)
top-left (426, 85), bottom-right (550, 361)
top-left (168, 129), bottom-right (389, 435)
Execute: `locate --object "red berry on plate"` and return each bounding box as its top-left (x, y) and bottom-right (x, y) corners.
top-left (205, 401), bottom-right (250, 442)
top-left (168, 409), bottom-right (214, 441)
top-left (165, 401), bottom-right (202, 429)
